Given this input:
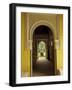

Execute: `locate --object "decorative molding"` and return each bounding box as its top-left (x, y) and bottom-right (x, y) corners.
top-left (27, 13), bottom-right (29, 49)
top-left (28, 40), bottom-right (32, 50)
top-left (55, 40), bottom-right (60, 49)
top-left (56, 15), bottom-right (60, 48)
top-left (30, 20), bottom-right (56, 40)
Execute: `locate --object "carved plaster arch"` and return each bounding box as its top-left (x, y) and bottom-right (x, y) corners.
top-left (30, 20), bottom-right (56, 41)
top-left (29, 20), bottom-right (57, 50)
top-left (29, 20), bottom-right (57, 76)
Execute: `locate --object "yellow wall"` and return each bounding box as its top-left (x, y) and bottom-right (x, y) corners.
top-left (21, 13), bottom-right (30, 77)
top-left (21, 13), bottom-right (63, 76)
top-left (29, 13), bottom-right (57, 39)
top-left (57, 15), bottom-right (63, 70)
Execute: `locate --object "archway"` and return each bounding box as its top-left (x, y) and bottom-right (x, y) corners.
top-left (32, 25), bottom-right (56, 76)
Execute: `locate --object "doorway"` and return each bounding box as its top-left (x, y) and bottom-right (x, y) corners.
top-left (32, 25), bottom-right (56, 76)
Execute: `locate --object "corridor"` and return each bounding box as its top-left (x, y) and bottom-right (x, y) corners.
top-left (33, 59), bottom-right (54, 76)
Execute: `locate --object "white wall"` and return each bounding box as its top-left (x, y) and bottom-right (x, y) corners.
top-left (0, 0), bottom-right (72, 90)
